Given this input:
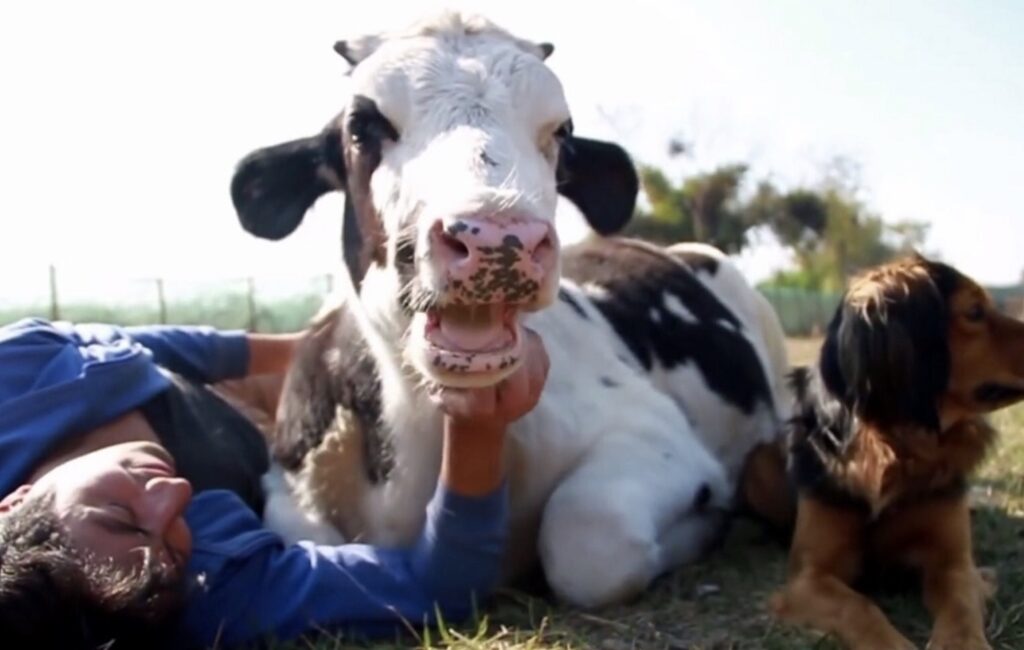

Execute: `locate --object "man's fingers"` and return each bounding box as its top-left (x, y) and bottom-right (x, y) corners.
top-left (431, 386), bottom-right (497, 418)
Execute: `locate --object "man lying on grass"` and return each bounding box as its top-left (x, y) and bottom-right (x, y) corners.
top-left (0, 317), bottom-right (548, 648)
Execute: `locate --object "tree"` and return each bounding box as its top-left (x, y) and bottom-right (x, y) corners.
top-left (625, 163), bottom-right (753, 253)
top-left (625, 151), bottom-right (928, 292)
top-left (760, 162), bottom-right (928, 291)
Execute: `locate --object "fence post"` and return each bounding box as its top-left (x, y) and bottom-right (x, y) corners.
top-left (155, 278), bottom-right (167, 324)
top-left (246, 277), bottom-right (257, 332)
top-left (48, 264), bottom-right (60, 321)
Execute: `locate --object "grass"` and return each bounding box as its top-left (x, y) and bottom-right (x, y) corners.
top-left (248, 339), bottom-right (1024, 649)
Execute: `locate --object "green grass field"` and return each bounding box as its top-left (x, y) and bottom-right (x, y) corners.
top-left (263, 340), bottom-right (1024, 650)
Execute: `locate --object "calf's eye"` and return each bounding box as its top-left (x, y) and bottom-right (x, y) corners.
top-left (347, 96), bottom-right (399, 149)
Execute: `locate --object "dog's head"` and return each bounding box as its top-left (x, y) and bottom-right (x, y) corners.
top-left (819, 254), bottom-right (1024, 430)
top-left (230, 13), bottom-right (638, 389)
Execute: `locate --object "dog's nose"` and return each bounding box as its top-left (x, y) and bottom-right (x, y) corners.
top-left (431, 216), bottom-right (556, 303)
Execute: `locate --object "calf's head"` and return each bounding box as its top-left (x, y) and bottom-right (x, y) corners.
top-left (231, 13), bottom-right (638, 387)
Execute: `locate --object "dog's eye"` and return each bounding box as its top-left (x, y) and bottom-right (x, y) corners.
top-left (965, 303), bottom-right (986, 322)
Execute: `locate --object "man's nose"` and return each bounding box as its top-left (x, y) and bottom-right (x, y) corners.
top-left (138, 476), bottom-right (193, 535)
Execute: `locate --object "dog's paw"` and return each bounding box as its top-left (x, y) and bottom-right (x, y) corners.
top-left (768, 589), bottom-right (792, 621)
top-left (871, 635), bottom-right (918, 650)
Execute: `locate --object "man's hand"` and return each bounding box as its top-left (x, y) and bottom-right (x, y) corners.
top-left (246, 331), bottom-right (306, 376)
top-left (429, 328), bottom-right (550, 436)
top-left (434, 328), bottom-right (550, 497)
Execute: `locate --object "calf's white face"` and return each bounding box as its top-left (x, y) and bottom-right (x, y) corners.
top-left (232, 13), bottom-right (638, 387)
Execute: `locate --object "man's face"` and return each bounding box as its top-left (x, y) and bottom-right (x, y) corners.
top-left (19, 441), bottom-right (193, 578)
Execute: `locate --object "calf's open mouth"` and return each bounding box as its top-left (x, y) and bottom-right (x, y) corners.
top-left (422, 303), bottom-right (523, 378)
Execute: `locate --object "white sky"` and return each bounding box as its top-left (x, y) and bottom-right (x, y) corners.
top-left (1, 0), bottom-right (1022, 304)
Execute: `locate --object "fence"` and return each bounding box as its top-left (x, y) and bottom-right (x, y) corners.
top-left (759, 285), bottom-right (1024, 337)
top-left (0, 265), bottom-right (337, 334)
top-left (2, 265), bottom-right (1020, 338)
top-left (758, 286), bottom-right (842, 337)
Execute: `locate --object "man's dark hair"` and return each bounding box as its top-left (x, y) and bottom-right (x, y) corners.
top-left (0, 492), bottom-right (192, 649)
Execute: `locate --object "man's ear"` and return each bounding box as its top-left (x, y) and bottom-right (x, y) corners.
top-left (231, 128), bottom-right (346, 241)
top-left (557, 136), bottom-right (638, 236)
top-left (0, 484), bottom-right (33, 514)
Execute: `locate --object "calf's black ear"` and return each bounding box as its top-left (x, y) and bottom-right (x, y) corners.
top-left (231, 129), bottom-right (345, 240)
top-left (557, 136), bottom-right (639, 236)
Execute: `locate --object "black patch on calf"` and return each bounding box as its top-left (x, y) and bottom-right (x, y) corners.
top-left (342, 197), bottom-right (365, 290)
top-left (140, 375), bottom-right (270, 514)
top-left (563, 238), bottom-right (772, 415)
top-left (341, 97), bottom-right (393, 290)
top-left (672, 249), bottom-right (719, 276)
top-left (557, 287), bottom-right (589, 319)
top-left (599, 376), bottom-right (619, 388)
top-left (274, 305), bottom-right (392, 483)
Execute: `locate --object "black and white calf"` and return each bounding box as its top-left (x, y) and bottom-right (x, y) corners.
top-left (232, 13), bottom-right (790, 607)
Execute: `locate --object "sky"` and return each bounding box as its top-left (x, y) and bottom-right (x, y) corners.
top-left (1, 0), bottom-right (1022, 304)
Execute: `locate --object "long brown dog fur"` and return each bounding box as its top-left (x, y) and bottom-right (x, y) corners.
top-left (769, 255), bottom-right (1024, 650)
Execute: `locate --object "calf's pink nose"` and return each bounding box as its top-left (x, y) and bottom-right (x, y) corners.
top-left (431, 217), bottom-right (556, 303)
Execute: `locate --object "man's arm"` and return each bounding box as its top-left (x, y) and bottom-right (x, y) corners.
top-left (124, 326), bottom-right (302, 384)
top-left (183, 484), bottom-right (506, 646)
top-left (182, 330), bottom-right (549, 647)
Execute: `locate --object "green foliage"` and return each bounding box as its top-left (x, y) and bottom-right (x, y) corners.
top-left (628, 153), bottom-right (930, 292)
top-left (761, 167), bottom-right (928, 292)
top-left (626, 164), bottom-right (752, 253)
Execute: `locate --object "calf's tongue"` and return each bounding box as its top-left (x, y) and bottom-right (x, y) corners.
top-left (436, 305), bottom-right (512, 352)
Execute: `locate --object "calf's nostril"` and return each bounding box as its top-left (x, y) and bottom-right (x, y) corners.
top-left (533, 233), bottom-right (554, 260)
top-left (693, 482), bottom-right (713, 512)
top-left (437, 230), bottom-right (470, 261)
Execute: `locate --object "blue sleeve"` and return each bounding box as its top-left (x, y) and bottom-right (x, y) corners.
top-left (184, 485), bottom-right (508, 647)
top-left (123, 325), bottom-right (250, 383)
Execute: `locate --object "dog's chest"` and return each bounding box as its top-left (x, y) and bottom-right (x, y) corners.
top-left (835, 421), bottom-right (995, 517)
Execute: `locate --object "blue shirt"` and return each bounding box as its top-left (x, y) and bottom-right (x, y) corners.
top-left (0, 318), bottom-right (508, 647)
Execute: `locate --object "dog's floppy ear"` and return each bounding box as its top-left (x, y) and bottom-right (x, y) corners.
top-left (823, 274), bottom-right (951, 429)
top-left (231, 129), bottom-right (345, 241)
top-left (557, 136), bottom-right (638, 235)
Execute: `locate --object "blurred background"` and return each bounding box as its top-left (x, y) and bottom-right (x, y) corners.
top-left (2, 0), bottom-right (1022, 334)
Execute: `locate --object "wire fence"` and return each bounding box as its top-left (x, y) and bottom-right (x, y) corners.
top-left (2, 265), bottom-right (1021, 337)
top-left (0, 265), bottom-right (336, 334)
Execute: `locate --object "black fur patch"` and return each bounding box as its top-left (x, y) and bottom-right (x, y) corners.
top-left (785, 366), bottom-right (872, 511)
top-left (557, 287), bottom-right (589, 319)
top-left (819, 259), bottom-right (960, 430)
top-left (563, 238), bottom-right (772, 415)
top-left (274, 306), bottom-right (392, 483)
top-left (671, 249), bottom-right (720, 276)
top-left (140, 375), bottom-right (270, 514)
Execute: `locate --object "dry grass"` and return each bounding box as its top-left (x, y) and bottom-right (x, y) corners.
top-left (271, 339), bottom-right (1024, 650)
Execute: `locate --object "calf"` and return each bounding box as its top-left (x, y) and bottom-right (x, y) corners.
top-left (233, 12), bottom-right (790, 607)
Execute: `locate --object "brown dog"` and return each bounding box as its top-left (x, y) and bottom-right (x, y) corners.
top-left (770, 255), bottom-right (1024, 650)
